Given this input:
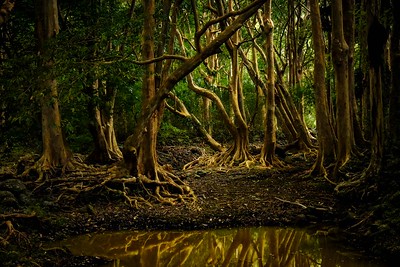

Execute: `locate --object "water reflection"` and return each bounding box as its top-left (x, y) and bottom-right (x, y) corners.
top-left (53, 227), bottom-right (386, 267)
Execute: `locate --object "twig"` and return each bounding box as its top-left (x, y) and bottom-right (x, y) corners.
top-left (346, 211), bottom-right (374, 230)
top-left (274, 197), bottom-right (308, 209)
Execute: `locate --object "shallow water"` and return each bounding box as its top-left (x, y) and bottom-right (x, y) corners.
top-left (53, 227), bottom-right (387, 267)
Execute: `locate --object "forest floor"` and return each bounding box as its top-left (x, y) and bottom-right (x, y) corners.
top-left (0, 145), bottom-right (399, 266)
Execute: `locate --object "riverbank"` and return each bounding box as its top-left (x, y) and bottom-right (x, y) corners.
top-left (0, 146), bottom-right (398, 266)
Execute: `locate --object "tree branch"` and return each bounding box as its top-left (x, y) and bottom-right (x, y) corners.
top-left (124, 0), bottom-right (267, 157)
top-left (132, 54), bottom-right (187, 65)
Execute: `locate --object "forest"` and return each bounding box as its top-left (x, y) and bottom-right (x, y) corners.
top-left (0, 0), bottom-right (399, 266)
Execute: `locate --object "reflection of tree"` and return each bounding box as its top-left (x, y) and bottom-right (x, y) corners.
top-left (60, 230), bottom-right (205, 267)
top-left (53, 227), bottom-right (375, 267)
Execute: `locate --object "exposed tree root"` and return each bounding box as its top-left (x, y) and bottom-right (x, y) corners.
top-left (184, 145), bottom-right (254, 170)
top-left (0, 220), bottom-right (29, 246)
top-left (142, 165), bottom-right (197, 206)
top-left (259, 154), bottom-right (286, 169)
top-left (334, 175), bottom-right (364, 193)
top-left (23, 158), bottom-right (196, 209)
top-left (21, 154), bottom-right (91, 182)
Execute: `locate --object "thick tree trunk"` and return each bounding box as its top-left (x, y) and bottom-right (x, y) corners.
top-left (364, 7), bottom-right (388, 176)
top-left (35, 0), bottom-right (70, 175)
top-left (260, 0), bottom-right (277, 165)
top-left (332, 0), bottom-right (351, 178)
top-left (223, 30), bottom-right (252, 165)
top-left (310, 0), bottom-right (336, 175)
top-left (134, 0), bottom-right (158, 179)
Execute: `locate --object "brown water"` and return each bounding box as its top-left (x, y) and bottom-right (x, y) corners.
top-left (52, 227), bottom-right (387, 267)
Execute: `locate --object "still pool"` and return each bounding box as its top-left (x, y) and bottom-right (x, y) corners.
top-left (49, 227), bottom-right (388, 266)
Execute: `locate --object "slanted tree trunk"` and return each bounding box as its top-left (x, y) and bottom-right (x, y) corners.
top-left (332, 0), bottom-right (351, 179)
top-left (123, 0), bottom-right (268, 172)
top-left (165, 92), bottom-right (223, 152)
top-left (310, 0), bottom-right (336, 175)
top-left (34, 0), bottom-right (71, 179)
top-left (260, 0), bottom-right (278, 166)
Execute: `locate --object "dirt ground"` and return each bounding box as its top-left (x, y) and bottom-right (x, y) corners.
top-left (0, 145), bottom-right (398, 266)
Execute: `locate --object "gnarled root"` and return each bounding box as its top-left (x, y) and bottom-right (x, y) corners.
top-left (0, 220), bottom-right (29, 246)
top-left (137, 165), bottom-right (196, 206)
top-left (21, 154), bottom-right (91, 182)
top-left (184, 145), bottom-right (254, 170)
top-left (27, 161), bottom-right (196, 209)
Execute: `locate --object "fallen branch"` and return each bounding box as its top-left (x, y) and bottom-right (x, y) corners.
top-left (274, 197), bottom-right (308, 209)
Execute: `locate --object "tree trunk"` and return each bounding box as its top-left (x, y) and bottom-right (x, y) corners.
top-left (343, 0), bottom-right (365, 151)
top-left (223, 29), bottom-right (252, 165)
top-left (332, 0), bottom-right (351, 178)
top-left (134, 0), bottom-right (158, 179)
top-left (389, 0), bottom-right (400, 151)
top-left (123, 0), bottom-right (268, 169)
top-left (364, 7), bottom-right (388, 176)
top-left (165, 93), bottom-right (223, 152)
top-left (260, 0), bottom-right (277, 165)
top-left (35, 0), bottom-right (70, 176)
top-left (86, 79), bottom-right (122, 164)
top-left (309, 0), bottom-right (336, 175)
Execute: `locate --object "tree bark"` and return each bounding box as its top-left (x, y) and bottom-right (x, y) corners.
top-left (309, 0), bottom-right (336, 175)
top-left (365, 7), bottom-right (388, 176)
top-left (332, 0), bottom-right (351, 178)
top-left (35, 0), bottom-right (70, 175)
top-left (260, 0), bottom-right (277, 165)
top-left (86, 79), bottom-right (122, 164)
top-left (343, 0), bottom-right (364, 150)
top-left (132, 0), bottom-right (158, 178)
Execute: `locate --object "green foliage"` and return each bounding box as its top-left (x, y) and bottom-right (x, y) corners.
top-left (158, 122), bottom-right (190, 146)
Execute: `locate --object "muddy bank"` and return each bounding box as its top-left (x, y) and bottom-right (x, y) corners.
top-left (0, 146), bottom-right (398, 266)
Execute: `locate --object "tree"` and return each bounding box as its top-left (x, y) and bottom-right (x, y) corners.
top-left (123, 0), bottom-right (268, 202)
top-left (309, 0), bottom-right (336, 175)
top-left (82, 1), bottom-right (123, 164)
top-left (33, 0), bottom-right (72, 179)
top-left (344, 0), bottom-right (365, 149)
top-left (260, 0), bottom-right (278, 166)
top-left (331, 0), bottom-right (351, 179)
top-left (86, 78), bottom-right (123, 164)
top-left (364, 1), bottom-right (388, 177)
